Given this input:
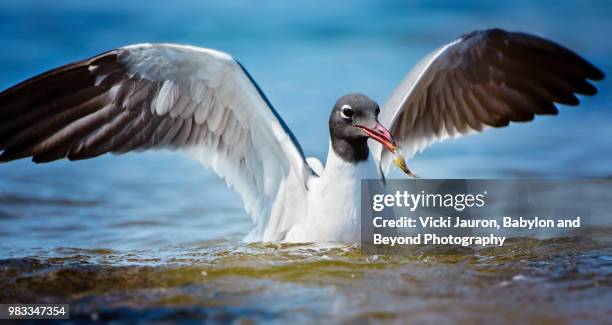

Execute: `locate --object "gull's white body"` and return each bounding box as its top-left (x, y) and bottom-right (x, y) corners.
top-left (285, 144), bottom-right (379, 242)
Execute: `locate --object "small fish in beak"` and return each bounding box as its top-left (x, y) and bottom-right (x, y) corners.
top-left (392, 151), bottom-right (420, 179)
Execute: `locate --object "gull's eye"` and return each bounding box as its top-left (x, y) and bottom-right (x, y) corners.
top-left (341, 105), bottom-right (354, 119)
top-left (375, 107), bottom-right (380, 115)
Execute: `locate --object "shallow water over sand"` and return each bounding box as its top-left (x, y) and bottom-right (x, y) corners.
top-left (2, 237), bottom-right (611, 323)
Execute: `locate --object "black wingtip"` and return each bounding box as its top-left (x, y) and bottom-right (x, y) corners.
top-left (589, 66), bottom-right (605, 81)
top-left (0, 150), bottom-right (18, 163)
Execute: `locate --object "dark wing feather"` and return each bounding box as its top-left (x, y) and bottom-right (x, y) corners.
top-left (377, 29), bottom-right (604, 173)
top-left (0, 50), bottom-right (169, 162)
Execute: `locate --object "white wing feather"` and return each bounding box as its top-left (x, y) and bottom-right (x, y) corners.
top-left (121, 44), bottom-right (312, 241)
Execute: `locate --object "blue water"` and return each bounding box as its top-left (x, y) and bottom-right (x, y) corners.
top-left (0, 2), bottom-right (611, 322)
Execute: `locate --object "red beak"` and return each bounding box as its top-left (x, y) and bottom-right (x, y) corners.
top-left (356, 122), bottom-right (397, 153)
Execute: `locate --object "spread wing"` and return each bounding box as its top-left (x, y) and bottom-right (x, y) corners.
top-left (374, 29), bottom-right (604, 174)
top-left (0, 43), bottom-right (312, 241)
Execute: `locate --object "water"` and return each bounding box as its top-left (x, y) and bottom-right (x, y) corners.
top-left (0, 0), bottom-right (611, 323)
top-left (2, 240), bottom-right (611, 323)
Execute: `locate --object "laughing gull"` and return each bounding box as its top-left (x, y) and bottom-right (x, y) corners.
top-left (0, 29), bottom-right (603, 242)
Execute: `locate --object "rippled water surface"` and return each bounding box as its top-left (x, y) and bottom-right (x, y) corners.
top-left (1, 0), bottom-right (611, 323)
top-left (2, 238), bottom-right (611, 323)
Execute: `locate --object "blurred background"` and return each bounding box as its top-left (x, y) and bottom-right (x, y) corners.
top-left (0, 2), bottom-right (611, 322)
